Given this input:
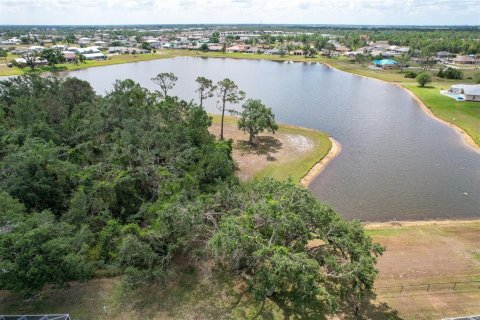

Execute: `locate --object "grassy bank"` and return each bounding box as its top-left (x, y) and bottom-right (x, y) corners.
top-left (2, 221), bottom-right (479, 319)
top-left (210, 114), bottom-right (332, 183)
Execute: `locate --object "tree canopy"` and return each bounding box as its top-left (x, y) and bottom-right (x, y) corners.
top-left (237, 99), bottom-right (278, 145)
top-left (0, 74), bottom-right (382, 315)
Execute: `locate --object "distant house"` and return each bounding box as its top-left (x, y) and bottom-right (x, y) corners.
top-left (292, 50), bottom-right (304, 56)
top-left (226, 45), bottom-right (249, 53)
top-left (82, 53), bottom-right (106, 60)
top-left (28, 46), bottom-right (45, 53)
top-left (208, 45), bottom-right (223, 52)
top-left (245, 47), bottom-right (263, 54)
top-left (52, 45), bottom-right (67, 51)
top-left (373, 59), bottom-right (398, 69)
top-left (13, 58), bottom-right (27, 66)
top-left (264, 48), bottom-right (281, 55)
top-left (436, 51), bottom-right (452, 58)
top-left (108, 46), bottom-right (127, 54)
top-left (63, 51), bottom-right (77, 62)
top-left (335, 45), bottom-right (350, 53)
top-left (453, 55), bottom-right (476, 64)
top-left (447, 84), bottom-right (480, 102)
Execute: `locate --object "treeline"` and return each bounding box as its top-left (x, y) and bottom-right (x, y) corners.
top-left (0, 74), bottom-right (382, 313)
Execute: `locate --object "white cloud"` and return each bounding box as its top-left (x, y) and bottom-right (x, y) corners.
top-left (0, 0), bottom-right (478, 25)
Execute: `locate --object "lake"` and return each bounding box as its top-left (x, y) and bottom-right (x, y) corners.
top-left (59, 57), bottom-right (480, 221)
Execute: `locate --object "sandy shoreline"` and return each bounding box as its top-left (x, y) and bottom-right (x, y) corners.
top-left (300, 137), bottom-right (341, 187)
top-left (365, 219), bottom-right (480, 229)
top-left (320, 61), bottom-right (480, 153)
top-left (399, 85), bottom-right (480, 154)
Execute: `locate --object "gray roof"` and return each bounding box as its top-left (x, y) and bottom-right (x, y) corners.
top-left (452, 84), bottom-right (480, 95)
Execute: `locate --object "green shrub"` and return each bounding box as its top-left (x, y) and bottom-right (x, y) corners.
top-left (416, 72), bottom-right (432, 87)
top-left (404, 71), bottom-right (418, 78)
top-left (474, 73), bottom-right (480, 84)
top-left (437, 67), bottom-right (463, 79)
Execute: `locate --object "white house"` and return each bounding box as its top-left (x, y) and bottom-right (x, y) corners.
top-left (447, 84), bottom-right (480, 102)
top-left (82, 52), bottom-right (106, 60)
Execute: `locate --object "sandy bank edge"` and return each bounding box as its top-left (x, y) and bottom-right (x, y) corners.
top-left (320, 62), bottom-right (480, 154)
top-left (300, 137), bottom-right (341, 187)
top-left (399, 85), bottom-right (480, 154)
top-left (365, 219), bottom-right (480, 229)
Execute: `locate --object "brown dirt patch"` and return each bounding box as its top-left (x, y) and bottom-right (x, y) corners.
top-left (209, 122), bottom-right (314, 181)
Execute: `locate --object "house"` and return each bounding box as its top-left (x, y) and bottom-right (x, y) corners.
top-left (245, 47), bottom-right (263, 54)
top-left (292, 50), bottom-right (304, 56)
top-left (82, 52), bottom-right (106, 60)
top-left (108, 46), bottom-right (127, 54)
top-left (264, 48), bottom-right (281, 55)
top-left (78, 37), bottom-right (91, 45)
top-left (13, 58), bottom-right (27, 66)
top-left (52, 45), bottom-right (67, 51)
top-left (373, 59), bottom-right (398, 69)
top-left (437, 51), bottom-right (452, 58)
top-left (208, 45), bottom-right (223, 52)
top-left (452, 55), bottom-right (477, 64)
top-left (226, 45), bottom-right (249, 53)
top-left (334, 45), bottom-right (350, 53)
top-left (63, 51), bottom-right (77, 62)
top-left (447, 84), bottom-right (480, 102)
top-left (28, 46), bottom-right (45, 53)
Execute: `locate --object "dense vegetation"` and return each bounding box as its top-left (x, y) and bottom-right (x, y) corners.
top-left (0, 74), bottom-right (382, 314)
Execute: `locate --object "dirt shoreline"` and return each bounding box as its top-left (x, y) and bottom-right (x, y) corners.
top-left (365, 219), bottom-right (480, 229)
top-left (399, 85), bottom-right (480, 154)
top-left (300, 137), bottom-right (341, 187)
top-left (320, 61), bottom-right (480, 153)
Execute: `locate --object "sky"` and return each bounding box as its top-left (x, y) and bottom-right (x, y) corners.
top-left (0, 0), bottom-right (479, 26)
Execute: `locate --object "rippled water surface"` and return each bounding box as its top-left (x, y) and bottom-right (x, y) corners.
top-left (61, 57), bottom-right (480, 221)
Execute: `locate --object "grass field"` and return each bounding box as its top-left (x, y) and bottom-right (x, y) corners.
top-left (2, 221), bottom-right (479, 319)
top-left (210, 114), bottom-right (332, 183)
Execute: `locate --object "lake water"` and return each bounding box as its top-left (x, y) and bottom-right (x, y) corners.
top-left (59, 57), bottom-right (480, 221)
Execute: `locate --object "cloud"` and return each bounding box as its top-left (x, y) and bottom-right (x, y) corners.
top-left (0, 0), bottom-right (478, 25)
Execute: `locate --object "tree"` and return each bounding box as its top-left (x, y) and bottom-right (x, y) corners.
top-left (437, 67), bottom-right (463, 79)
top-left (195, 76), bottom-right (216, 108)
top-left (416, 72), bottom-right (432, 87)
top-left (216, 78), bottom-right (245, 140)
top-left (396, 54), bottom-right (410, 72)
top-left (209, 31), bottom-right (220, 43)
top-left (40, 48), bottom-right (66, 66)
top-left (324, 42), bottom-right (336, 56)
top-left (208, 179), bottom-right (383, 315)
top-left (151, 72), bottom-right (178, 98)
top-left (0, 48), bottom-right (7, 64)
top-left (23, 52), bottom-right (38, 70)
top-left (0, 191), bottom-right (93, 293)
top-left (199, 43), bottom-right (209, 52)
top-left (237, 99), bottom-right (278, 145)
top-left (141, 42), bottom-right (152, 51)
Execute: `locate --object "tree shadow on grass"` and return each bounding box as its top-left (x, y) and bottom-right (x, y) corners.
top-left (236, 136), bottom-right (283, 157)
